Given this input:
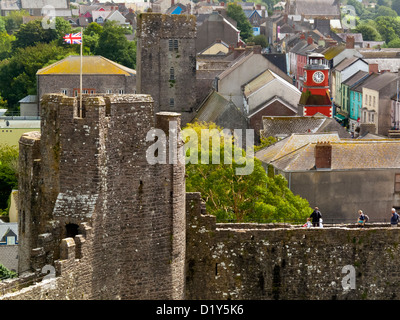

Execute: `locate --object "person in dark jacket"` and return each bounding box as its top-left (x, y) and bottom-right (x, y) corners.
top-left (391, 208), bottom-right (399, 227)
top-left (310, 207), bottom-right (322, 227)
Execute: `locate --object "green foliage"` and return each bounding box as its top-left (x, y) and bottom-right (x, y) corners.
top-left (254, 136), bottom-right (277, 152)
top-left (0, 42), bottom-right (75, 111)
top-left (354, 23), bottom-right (382, 41)
top-left (3, 10), bottom-right (29, 34)
top-left (0, 31), bottom-right (16, 60)
top-left (12, 19), bottom-right (58, 50)
top-left (0, 95), bottom-right (7, 109)
top-left (387, 37), bottom-right (400, 47)
top-left (94, 21), bottom-right (136, 69)
top-left (0, 264), bottom-right (17, 280)
top-left (376, 5), bottom-right (398, 17)
top-left (0, 144), bottom-right (18, 210)
top-left (184, 122), bottom-right (312, 223)
top-left (393, 0), bottom-right (400, 15)
top-left (226, 2), bottom-right (254, 42)
top-left (374, 16), bottom-right (400, 43)
top-left (247, 34), bottom-right (268, 48)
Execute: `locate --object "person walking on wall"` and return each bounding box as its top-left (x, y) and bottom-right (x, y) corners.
top-left (391, 208), bottom-right (399, 227)
top-left (310, 207), bottom-right (322, 227)
top-left (357, 210), bottom-right (365, 227)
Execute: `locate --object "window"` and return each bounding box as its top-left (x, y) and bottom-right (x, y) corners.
top-left (169, 39), bottom-right (179, 52)
top-left (106, 90), bottom-right (112, 94)
top-left (119, 89), bottom-right (124, 94)
top-left (395, 174), bottom-right (400, 192)
top-left (74, 88), bottom-right (95, 96)
top-left (170, 67), bottom-right (175, 80)
top-left (169, 98), bottom-right (174, 107)
top-left (369, 95), bottom-right (371, 106)
top-left (62, 89), bottom-right (68, 95)
top-left (373, 96), bottom-right (376, 108)
top-left (371, 113), bottom-right (374, 123)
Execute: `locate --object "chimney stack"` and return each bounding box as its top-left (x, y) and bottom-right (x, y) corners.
top-left (369, 63), bottom-right (378, 74)
top-left (315, 142), bottom-right (332, 169)
top-left (307, 35), bottom-right (313, 45)
top-left (346, 35), bottom-right (355, 49)
top-left (300, 32), bottom-right (305, 40)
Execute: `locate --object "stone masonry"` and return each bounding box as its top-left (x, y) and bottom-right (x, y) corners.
top-left (3, 94), bottom-right (400, 300)
top-left (136, 13), bottom-right (197, 125)
top-left (10, 94), bottom-right (186, 299)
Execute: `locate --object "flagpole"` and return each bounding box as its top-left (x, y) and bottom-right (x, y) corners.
top-left (80, 27), bottom-right (83, 118)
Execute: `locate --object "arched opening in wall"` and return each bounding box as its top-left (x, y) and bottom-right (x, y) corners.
top-left (65, 223), bottom-right (79, 238)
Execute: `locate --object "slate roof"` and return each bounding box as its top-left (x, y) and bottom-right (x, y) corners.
top-left (336, 33), bottom-right (363, 43)
top-left (361, 72), bottom-right (397, 92)
top-left (243, 69), bottom-right (300, 100)
top-left (37, 56), bottom-right (136, 76)
top-left (256, 135), bottom-right (400, 171)
top-left (333, 57), bottom-right (366, 72)
top-left (363, 58), bottom-right (400, 73)
top-left (260, 115), bottom-right (350, 139)
top-left (262, 53), bottom-right (287, 75)
top-left (351, 73), bottom-right (379, 93)
top-left (194, 90), bottom-right (240, 122)
top-left (288, 0), bottom-right (341, 18)
top-left (0, 0), bottom-right (20, 10)
top-left (20, 0), bottom-right (68, 9)
top-left (255, 132), bottom-right (340, 166)
top-left (322, 44), bottom-right (346, 60)
top-left (342, 70), bottom-right (369, 87)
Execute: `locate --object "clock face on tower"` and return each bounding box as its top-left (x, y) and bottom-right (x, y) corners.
top-left (312, 71), bottom-right (325, 84)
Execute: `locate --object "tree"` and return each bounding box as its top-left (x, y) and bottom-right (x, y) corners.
top-left (354, 23), bottom-right (382, 41)
top-left (184, 122), bottom-right (312, 223)
top-left (0, 144), bottom-right (18, 210)
top-left (247, 34), bottom-right (268, 48)
top-left (0, 95), bottom-right (7, 109)
top-left (95, 21), bottom-right (136, 69)
top-left (3, 10), bottom-right (29, 34)
top-left (388, 37), bottom-right (400, 47)
top-left (226, 2), bottom-right (253, 42)
top-left (0, 42), bottom-right (75, 111)
top-left (375, 5), bottom-right (398, 17)
top-left (12, 19), bottom-right (58, 50)
top-left (393, 0), bottom-right (400, 15)
top-left (0, 31), bottom-right (15, 60)
top-left (374, 16), bottom-right (400, 43)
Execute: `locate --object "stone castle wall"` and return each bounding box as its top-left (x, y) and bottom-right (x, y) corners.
top-left (186, 192), bottom-right (400, 300)
top-left (7, 94), bottom-right (186, 300)
top-left (5, 94), bottom-right (400, 300)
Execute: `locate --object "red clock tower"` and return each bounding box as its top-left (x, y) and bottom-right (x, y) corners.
top-left (298, 53), bottom-right (332, 117)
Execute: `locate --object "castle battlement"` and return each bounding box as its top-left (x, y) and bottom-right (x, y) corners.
top-left (15, 94), bottom-right (186, 299)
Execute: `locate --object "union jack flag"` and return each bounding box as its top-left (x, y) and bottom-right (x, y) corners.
top-left (63, 32), bottom-right (82, 45)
